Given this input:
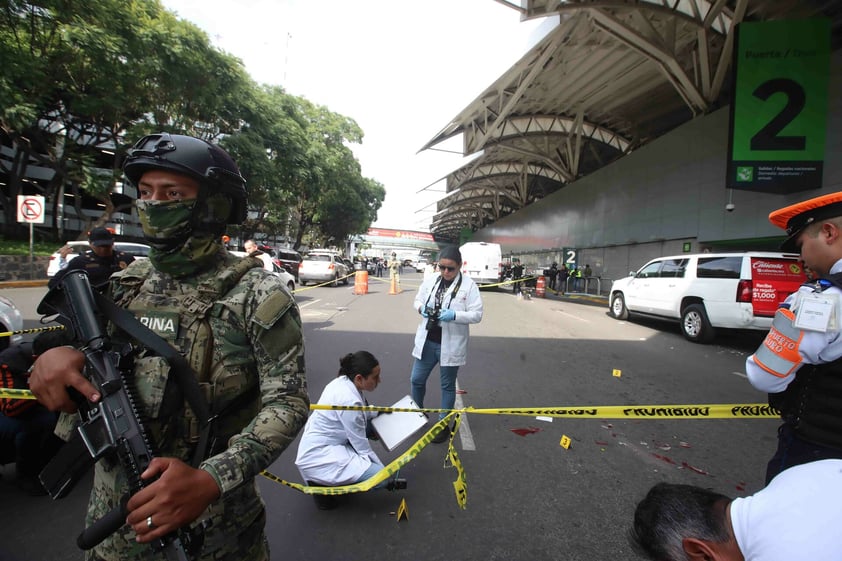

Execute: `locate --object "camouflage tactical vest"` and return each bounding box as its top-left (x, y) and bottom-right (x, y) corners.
top-left (110, 253), bottom-right (264, 461)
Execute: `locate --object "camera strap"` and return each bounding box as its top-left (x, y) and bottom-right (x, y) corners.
top-left (426, 273), bottom-right (463, 310)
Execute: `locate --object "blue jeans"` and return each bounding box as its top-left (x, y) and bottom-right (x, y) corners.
top-left (356, 460), bottom-right (387, 489)
top-left (410, 340), bottom-right (460, 420)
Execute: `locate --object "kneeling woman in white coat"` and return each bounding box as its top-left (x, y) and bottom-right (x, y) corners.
top-left (296, 351), bottom-right (387, 492)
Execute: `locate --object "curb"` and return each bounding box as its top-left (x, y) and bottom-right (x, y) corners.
top-left (0, 279), bottom-right (50, 289)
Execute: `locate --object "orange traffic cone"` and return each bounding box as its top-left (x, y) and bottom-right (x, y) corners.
top-left (389, 275), bottom-right (400, 295)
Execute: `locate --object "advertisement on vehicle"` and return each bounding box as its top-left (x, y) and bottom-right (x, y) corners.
top-left (750, 258), bottom-right (807, 316)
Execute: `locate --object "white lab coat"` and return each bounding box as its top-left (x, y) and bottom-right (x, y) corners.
top-left (295, 376), bottom-right (380, 486)
top-left (412, 272), bottom-right (484, 366)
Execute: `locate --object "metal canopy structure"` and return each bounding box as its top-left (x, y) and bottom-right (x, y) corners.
top-left (421, 0), bottom-right (842, 241)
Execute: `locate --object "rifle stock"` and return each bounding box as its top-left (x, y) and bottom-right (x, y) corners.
top-left (37, 271), bottom-right (195, 560)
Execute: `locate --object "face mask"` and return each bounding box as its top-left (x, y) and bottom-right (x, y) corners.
top-left (136, 199), bottom-right (195, 249)
top-left (136, 199), bottom-right (221, 277)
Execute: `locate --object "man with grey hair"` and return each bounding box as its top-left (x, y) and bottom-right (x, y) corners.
top-left (629, 459), bottom-right (842, 561)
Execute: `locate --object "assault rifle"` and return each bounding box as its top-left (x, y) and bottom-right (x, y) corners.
top-left (37, 271), bottom-right (199, 560)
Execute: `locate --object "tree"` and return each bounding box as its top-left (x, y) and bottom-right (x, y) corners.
top-left (0, 0), bottom-right (255, 238)
top-left (283, 97), bottom-right (385, 249)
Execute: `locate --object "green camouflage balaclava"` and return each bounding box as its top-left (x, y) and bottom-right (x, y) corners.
top-left (135, 192), bottom-right (232, 277)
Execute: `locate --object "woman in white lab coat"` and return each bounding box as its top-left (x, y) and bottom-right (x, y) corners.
top-left (295, 351), bottom-right (386, 493)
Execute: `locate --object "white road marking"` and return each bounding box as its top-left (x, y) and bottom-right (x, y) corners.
top-left (455, 380), bottom-right (475, 451)
top-left (732, 371), bottom-right (747, 378)
top-left (298, 299), bottom-right (321, 309)
top-left (555, 309), bottom-right (591, 323)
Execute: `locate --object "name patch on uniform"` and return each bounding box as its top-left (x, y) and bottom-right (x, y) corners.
top-left (137, 311), bottom-right (179, 340)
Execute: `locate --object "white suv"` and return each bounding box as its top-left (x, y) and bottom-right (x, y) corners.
top-left (608, 252), bottom-right (807, 343)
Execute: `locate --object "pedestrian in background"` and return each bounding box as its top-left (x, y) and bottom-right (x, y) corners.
top-left (409, 246), bottom-right (483, 443)
top-left (244, 239), bottom-right (274, 271)
top-left (548, 262), bottom-right (558, 291)
top-left (388, 252), bottom-right (401, 289)
top-left (511, 259), bottom-right (524, 294)
top-left (558, 265), bottom-right (569, 294)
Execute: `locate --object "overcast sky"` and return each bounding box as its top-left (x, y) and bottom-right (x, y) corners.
top-left (159, 0), bottom-right (550, 231)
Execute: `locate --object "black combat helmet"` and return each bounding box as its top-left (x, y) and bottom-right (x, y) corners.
top-left (123, 132), bottom-right (247, 225)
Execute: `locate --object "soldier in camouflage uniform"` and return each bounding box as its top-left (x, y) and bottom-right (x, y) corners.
top-left (30, 133), bottom-right (309, 561)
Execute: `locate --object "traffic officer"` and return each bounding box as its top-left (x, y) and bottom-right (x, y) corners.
top-left (49, 227), bottom-right (134, 290)
top-left (746, 191), bottom-right (842, 483)
top-left (30, 132), bottom-right (309, 561)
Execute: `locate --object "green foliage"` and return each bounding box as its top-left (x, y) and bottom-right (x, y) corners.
top-left (0, 236), bottom-right (60, 256)
top-left (1, 1), bottom-right (389, 249)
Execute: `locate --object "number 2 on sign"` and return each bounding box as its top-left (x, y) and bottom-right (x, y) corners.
top-left (560, 435), bottom-right (571, 449)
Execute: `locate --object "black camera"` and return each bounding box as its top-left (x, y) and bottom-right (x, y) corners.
top-left (424, 306), bottom-right (440, 330)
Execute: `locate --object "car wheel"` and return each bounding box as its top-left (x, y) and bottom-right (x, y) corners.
top-left (0, 322), bottom-right (8, 351)
top-left (681, 304), bottom-right (715, 343)
top-left (331, 274), bottom-right (339, 287)
top-left (299, 280), bottom-right (306, 286)
top-left (287, 281), bottom-right (295, 293)
top-left (610, 293), bottom-right (628, 320)
top-left (343, 272), bottom-right (349, 285)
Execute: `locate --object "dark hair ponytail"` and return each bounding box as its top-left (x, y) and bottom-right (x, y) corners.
top-left (338, 351), bottom-right (379, 380)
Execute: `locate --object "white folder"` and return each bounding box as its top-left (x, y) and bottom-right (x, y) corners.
top-left (370, 395), bottom-right (429, 452)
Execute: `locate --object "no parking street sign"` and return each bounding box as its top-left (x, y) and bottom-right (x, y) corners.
top-left (17, 195), bottom-right (45, 224)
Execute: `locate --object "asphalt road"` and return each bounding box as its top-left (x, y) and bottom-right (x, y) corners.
top-left (0, 272), bottom-right (777, 561)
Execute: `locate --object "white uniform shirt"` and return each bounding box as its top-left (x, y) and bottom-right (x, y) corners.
top-left (254, 252), bottom-right (274, 272)
top-left (295, 376), bottom-right (380, 486)
top-left (730, 459), bottom-right (842, 560)
top-left (412, 272), bottom-right (484, 366)
top-left (746, 258), bottom-right (842, 394)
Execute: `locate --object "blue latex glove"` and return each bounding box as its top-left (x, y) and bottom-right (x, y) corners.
top-left (438, 309), bottom-right (456, 322)
top-left (420, 308), bottom-right (430, 318)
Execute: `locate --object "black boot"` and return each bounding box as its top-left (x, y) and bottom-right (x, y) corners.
top-left (386, 478), bottom-right (407, 491)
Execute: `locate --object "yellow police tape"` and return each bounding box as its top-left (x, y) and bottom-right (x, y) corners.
top-left (477, 276), bottom-right (536, 290)
top-left (0, 324), bottom-right (65, 339)
top-left (0, 391), bottom-right (777, 508)
top-left (261, 413), bottom-right (468, 508)
top-left (291, 272), bottom-right (357, 293)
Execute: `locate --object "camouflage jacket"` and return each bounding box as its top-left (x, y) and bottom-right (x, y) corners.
top-left (86, 250), bottom-right (309, 561)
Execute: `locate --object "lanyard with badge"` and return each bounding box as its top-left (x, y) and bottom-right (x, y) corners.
top-left (793, 280), bottom-right (839, 332)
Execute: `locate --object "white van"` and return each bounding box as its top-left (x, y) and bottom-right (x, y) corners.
top-left (458, 242), bottom-right (502, 286)
top-left (608, 252), bottom-right (807, 343)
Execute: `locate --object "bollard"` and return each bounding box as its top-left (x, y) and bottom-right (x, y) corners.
top-left (354, 270), bottom-right (369, 295)
top-left (536, 276), bottom-right (546, 298)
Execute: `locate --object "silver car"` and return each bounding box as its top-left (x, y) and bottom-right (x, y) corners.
top-left (298, 252), bottom-right (350, 287)
top-left (0, 295), bottom-right (24, 351)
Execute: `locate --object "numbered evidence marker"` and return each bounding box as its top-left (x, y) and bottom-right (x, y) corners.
top-left (727, 19), bottom-right (831, 194)
top-left (560, 435), bottom-right (572, 449)
top-left (396, 498), bottom-right (409, 522)
top-left (613, 369), bottom-right (622, 377)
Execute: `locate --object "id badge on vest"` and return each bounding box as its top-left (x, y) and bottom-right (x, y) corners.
top-left (794, 292), bottom-right (838, 332)
top-left (136, 310), bottom-right (181, 341)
